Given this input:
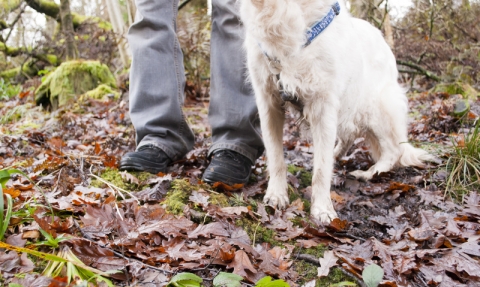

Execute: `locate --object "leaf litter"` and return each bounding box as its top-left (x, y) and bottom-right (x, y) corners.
top-left (0, 90), bottom-right (479, 286)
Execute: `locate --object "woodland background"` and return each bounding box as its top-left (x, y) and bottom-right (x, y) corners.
top-left (0, 0), bottom-right (480, 287)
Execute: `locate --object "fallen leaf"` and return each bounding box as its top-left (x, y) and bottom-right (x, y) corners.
top-left (317, 250), bottom-right (338, 277)
top-left (212, 182), bottom-right (244, 191)
top-left (120, 171), bottom-right (139, 184)
top-left (328, 218), bottom-right (348, 232)
top-left (188, 222), bottom-right (229, 239)
top-left (227, 250), bottom-right (257, 278)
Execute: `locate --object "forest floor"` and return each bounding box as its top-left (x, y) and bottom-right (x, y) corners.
top-left (0, 87), bottom-right (479, 287)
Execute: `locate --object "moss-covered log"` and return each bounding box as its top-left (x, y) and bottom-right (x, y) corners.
top-left (24, 0), bottom-right (111, 30)
top-left (0, 59), bottom-right (41, 80)
top-left (1, 0), bottom-right (22, 11)
top-left (0, 42), bottom-right (58, 65)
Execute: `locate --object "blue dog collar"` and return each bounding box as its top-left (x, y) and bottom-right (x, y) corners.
top-left (304, 2), bottom-right (340, 47)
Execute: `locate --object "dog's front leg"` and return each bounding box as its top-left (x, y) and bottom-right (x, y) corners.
top-left (308, 102), bottom-right (339, 223)
top-left (257, 94), bottom-right (289, 208)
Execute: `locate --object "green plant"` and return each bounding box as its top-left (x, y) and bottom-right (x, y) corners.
top-left (0, 240), bottom-right (116, 285)
top-left (43, 245), bottom-right (115, 286)
top-left (35, 228), bottom-right (69, 249)
top-left (11, 203), bottom-right (37, 225)
top-left (0, 177), bottom-right (13, 241)
top-left (362, 264), bottom-right (384, 287)
top-left (0, 78), bottom-right (21, 100)
top-left (445, 120), bottom-right (480, 200)
top-left (0, 168), bottom-right (54, 236)
top-left (167, 273), bottom-right (203, 287)
top-left (255, 276), bottom-right (289, 287)
top-left (213, 272), bottom-right (243, 287)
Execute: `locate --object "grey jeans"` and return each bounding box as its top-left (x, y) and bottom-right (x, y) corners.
top-left (128, 0), bottom-right (264, 163)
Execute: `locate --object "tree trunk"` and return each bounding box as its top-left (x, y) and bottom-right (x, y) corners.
top-left (383, 12), bottom-right (394, 49)
top-left (126, 0), bottom-right (136, 26)
top-left (104, 0), bottom-right (130, 68)
top-left (59, 0), bottom-right (77, 60)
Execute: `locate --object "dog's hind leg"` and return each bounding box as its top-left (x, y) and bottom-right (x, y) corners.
top-left (307, 100), bottom-right (339, 223)
top-left (334, 137), bottom-right (353, 159)
top-left (349, 129), bottom-right (402, 180)
top-left (350, 90), bottom-right (407, 180)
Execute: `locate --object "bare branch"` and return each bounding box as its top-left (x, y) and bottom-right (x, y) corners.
top-left (396, 60), bottom-right (441, 81)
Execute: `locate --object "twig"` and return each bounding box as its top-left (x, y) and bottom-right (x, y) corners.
top-left (296, 254), bottom-right (367, 287)
top-left (396, 60), bottom-right (441, 81)
top-left (252, 221), bottom-right (261, 246)
top-left (296, 253), bottom-right (319, 264)
top-left (332, 232), bottom-right (366, 242)
top-left (336, 268), bottom-right (367, 287)
top-left (5, 3), bottom-right (27, 43)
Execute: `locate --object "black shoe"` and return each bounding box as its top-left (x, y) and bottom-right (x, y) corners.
top-left (202, 149), bottom-right (253, 186)
top-left (119, 145), bottom-right (172, 174)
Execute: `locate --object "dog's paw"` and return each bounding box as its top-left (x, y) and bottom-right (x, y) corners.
top-left (348, 170), bottom-right (373, 181)
top-left (311, 206), bottom-right (338, 224)
top-left (263, 188), bottom-right (289, 209)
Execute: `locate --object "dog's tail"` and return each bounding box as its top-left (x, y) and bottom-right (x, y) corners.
top-left (399, 143), bottom-right (436, 167)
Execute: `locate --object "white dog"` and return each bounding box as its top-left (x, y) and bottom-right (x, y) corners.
top-left (239, 0), bottom-right (433, 223)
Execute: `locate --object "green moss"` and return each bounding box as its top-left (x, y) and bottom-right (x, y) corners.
top-left (162, 179), bottom-right (200, 215)
top-left (0, 60), bottom-right (39, 80)
top-left (44, 54), bottom-right (58, 66)
top-left (81, 84), bottom-right (120, 101)
top-left (288, 165), bottom-right (312, 188)
top-left (292, 245), bottom-right (355, 286)
top-left (433, 82), bottom-right (479, 100)
top-left (287, 185), bottom-right (311, 214)
top-left (2, 0), bottom-right (21, 11)
top-left (235, 218), bottom-right (281, 246)
top-left (209, 193), bottom-right (230, 207)
top-left (317, 268), bottom-right (356, 287)
top-left (35, 60), bottom-right (117, 109)
top-left (292, 245), bottom-right (325, 285)
top-left (90, 168), bottom-right (152, 191)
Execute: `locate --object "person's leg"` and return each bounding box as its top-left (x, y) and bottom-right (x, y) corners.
top-left (202, 0), bottom-right (264, 184)
top-left (120, 0), bottom-right (195, 173)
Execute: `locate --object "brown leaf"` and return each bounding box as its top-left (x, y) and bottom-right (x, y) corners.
top-left (188, 222), bottom-right (229, 239)
top-left (296, 239), bottom-right (320, 248)
top-left (219, 245), bottom-right (236, 262)
top-left (212, 182), bottom-right (244, 191)
top-left (257, 247), bottom-right (287, 277)
top-left (102, 155), bottom-right (117, 168)
top-left (386, 182), bottom-right (415, 193)
top-left (166, 241), bottom-right (203, 261)
top-left (220, 206), bottom-right (249, 215)
top-left (328, 218), bottom-right (348, 232)
top-left (94, 142), bottom-right (102, 155)
top-left (22, 230), bottom-right (40, 239)
top-left (317, 250), bottom-right (338, 277)
top-left (227, 250), bottom-right (257, 278)
top-left (3, 187), bottom-right (21, 198)
top-left (393, 252), bottom-right (417, 274)
top-left (6, 234), bottom-right (27, 247)
top-left (459, 236), bottom-right (480, 256)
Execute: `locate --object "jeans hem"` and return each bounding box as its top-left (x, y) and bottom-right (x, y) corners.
top-left (137, 141), bottom-right (181, 161)
top-left (208, 142), bottom-right (258, 164)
